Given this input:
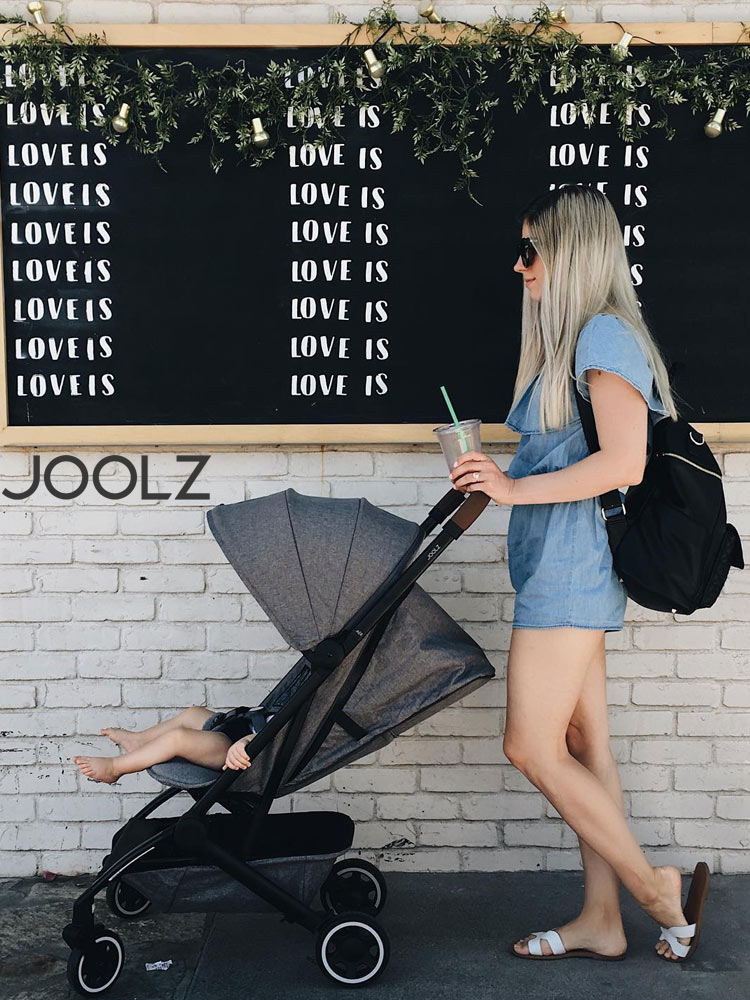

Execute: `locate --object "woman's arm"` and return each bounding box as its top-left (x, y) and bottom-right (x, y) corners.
top-left (508, 368), bottom-right (648, 506)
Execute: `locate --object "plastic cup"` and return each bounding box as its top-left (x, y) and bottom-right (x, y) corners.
top-left (433, 418), bottom-right (482, 474)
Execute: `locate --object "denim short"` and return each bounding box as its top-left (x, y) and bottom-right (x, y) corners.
top-left (203, 707), bottom-right (275, 743)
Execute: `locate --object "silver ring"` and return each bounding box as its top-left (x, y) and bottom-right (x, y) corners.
top-left (473, 471), bottom-right (479, 481)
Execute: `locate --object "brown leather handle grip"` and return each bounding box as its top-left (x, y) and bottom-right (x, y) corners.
top-left (450, 491), bottom-right (491, 532)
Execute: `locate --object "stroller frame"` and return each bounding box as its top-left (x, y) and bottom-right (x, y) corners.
top-left (63, 487), bottom-right (490, 990)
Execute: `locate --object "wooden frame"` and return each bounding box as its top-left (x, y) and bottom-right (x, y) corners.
top-left (1, 20), bottom-right (748, 446)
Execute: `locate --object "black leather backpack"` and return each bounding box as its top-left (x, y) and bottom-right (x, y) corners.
top-left (574, 388), bottom-right (744, 615)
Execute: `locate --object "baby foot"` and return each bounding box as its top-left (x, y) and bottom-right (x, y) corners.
top-left (73, 755), bottom-right (120, 784)
top-left (100, 727), bottom-right (142, 752)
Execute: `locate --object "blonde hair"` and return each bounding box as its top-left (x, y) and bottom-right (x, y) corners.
top-left (512, 187), bottom-right (682, 433)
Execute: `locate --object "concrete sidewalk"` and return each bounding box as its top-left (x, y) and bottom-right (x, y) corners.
top-left (1, 870), bottom-right (747, 1000)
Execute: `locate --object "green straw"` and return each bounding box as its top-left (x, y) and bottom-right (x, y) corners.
top-left (439, 385), bottom-right (469, 453)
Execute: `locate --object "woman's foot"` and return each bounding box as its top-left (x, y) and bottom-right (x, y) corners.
top-left (641, 865), bottom-right (691, 961)
top-left (73, 755), bottom-right (120, 784)
top-left (512, 912), bottom-right (627, 958)
top-left (101, 727), bottom-right (143, 752)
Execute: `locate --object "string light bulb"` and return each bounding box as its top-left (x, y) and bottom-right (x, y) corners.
top-left (611, 30), bottom-right (633, 62)
top-left (111, 103), bottom-right (130, 134)
top-left (418, 1), bottom-right (444, 24)
top-left (251, 117), bottom-right (270, 148)
top-left (26, 1), bottom-right (45, 23)
top-left (363, 48), bottom-right (385, 81)
top-left (704, 108), bottom-right (726, 138)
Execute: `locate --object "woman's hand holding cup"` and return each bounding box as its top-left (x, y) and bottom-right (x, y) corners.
top-left (449, 451), bottom-right (515, 506)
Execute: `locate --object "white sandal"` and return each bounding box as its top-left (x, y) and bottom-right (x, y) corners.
top-left (657, 923), bottom-right (697, 960)
top-left (656, 860), bottom-right (710, 963)
top-left (510, 928), bottom-right (626, 961)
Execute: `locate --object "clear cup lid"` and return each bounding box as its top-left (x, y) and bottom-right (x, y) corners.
top-left (433, 419), bottom-right (480, 434)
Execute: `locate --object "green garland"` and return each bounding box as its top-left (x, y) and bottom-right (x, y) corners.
top-left (0, 2), bottom-right (748, 202)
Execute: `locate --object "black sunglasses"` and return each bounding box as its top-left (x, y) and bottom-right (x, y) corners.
top-left (516, 237), bottom-right (538, 268)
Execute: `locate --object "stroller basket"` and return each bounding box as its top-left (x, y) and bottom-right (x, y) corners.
top-left (114, 811), bottom-right (354, 914)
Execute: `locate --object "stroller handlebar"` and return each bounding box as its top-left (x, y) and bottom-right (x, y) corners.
top-left (421, 487), bottom-right (491, 536)
top-left (423, 487), bottom-right (467, 527)
top-left (450, 490), bottom-right (491, 532)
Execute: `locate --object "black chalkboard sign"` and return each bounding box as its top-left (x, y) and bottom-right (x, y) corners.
top-left (1, 30), bottom-right (748, 445)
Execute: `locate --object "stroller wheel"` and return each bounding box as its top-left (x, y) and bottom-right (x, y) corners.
top-left (106, 878), bottom-right (151, 919)
top-left (320, 858), bottom-right (387, 915)
top-left (66, 927), bottom-right (124, 995)
top-left (315, 910), bottom-right (390, 986)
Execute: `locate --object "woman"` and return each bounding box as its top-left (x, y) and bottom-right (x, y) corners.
top-left (450, 187), bottom-right (709, 964)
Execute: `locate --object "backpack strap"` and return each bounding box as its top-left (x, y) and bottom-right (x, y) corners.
top-left (727, 522), bottom-right (745, 570)
top-left (573, 383), bottom-right (629, 554)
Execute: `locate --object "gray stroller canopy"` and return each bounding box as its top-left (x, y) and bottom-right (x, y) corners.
top-left (207, 489), bottom-right (423, 650)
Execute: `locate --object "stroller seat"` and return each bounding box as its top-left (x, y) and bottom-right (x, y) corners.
top-left (147, 706), bottom-right (274, 789)
top-left (147, 705), bottom-right (275, 788)
top-left (146, 759), bottom-right (222, 789)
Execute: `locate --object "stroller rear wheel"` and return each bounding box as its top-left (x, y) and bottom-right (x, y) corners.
top-left (106, 877), bottom-right (151, 919)
top-left (66, 926), bottom-right (124, 995)
top-left (320, 858), bottom-right (387, 915)
top-left (315, 910), bottom-right (390, 986)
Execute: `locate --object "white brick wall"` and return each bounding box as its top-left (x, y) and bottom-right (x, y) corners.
top-left (0, 441), bottom-right (749, 876)
top-left (0, 0), bottom-right (749, 876)
top-left (0, 0), bottom-right (748, 28)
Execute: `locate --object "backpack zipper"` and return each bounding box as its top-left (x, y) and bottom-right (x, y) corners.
top-left (660, 452), bottom-right (722, 480)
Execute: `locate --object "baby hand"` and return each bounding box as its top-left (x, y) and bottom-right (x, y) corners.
top-left (223, 735), bottom-right (253, 770)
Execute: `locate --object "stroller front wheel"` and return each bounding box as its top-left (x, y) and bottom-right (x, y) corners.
top-left (66, 927), bottom-right (124, 995)
top-left (320, 858), bottom-right (387, 915)
top-left (315, 910), bottom-right (390, 986)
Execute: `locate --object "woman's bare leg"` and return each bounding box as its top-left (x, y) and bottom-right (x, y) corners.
top-left (74, 727), bottom-right (231, 784)
top-left (568, 647), bottom-right (627, 923)
top-left (512, 632), bottom-right (626, 957)
top-left (504, 626), bottom-right (691, 961)
top-left (101, 706), bottom-right (214, 752)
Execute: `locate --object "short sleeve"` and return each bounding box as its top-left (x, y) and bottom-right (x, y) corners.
top-left (574, 313), bottom-right (655, 408)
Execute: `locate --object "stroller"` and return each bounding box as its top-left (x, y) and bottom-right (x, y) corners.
top-left (63, 486), bottom-right (495, 991)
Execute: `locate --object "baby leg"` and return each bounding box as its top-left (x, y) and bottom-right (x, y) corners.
top-left (74, 726), bottom-right (231, 784)
top-left (102, 706), bottom-right (215, 752)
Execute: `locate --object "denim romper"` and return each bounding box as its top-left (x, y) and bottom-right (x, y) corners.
top-left (503, 312), bottom-right (670, 632)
